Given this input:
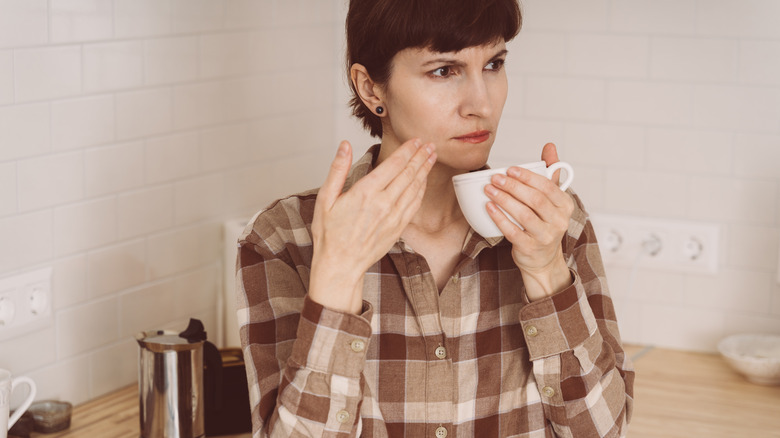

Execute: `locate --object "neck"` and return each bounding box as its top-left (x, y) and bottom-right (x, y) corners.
top-left (412, 163), bottom-right (466, 233)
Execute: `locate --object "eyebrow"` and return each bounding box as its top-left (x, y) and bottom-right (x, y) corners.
top-left (421, 49), bottom-right (509, 68)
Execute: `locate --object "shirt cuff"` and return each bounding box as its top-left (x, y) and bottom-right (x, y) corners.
top-left (519, 270), bottom-right (598, 360)
top-left (289, 295), bottom-right (374, 378)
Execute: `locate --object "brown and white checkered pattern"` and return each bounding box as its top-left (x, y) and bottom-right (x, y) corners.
top-left (236, 145), bottom-right (634, 437)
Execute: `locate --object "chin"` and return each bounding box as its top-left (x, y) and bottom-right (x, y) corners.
top-left (438, 151), bottom-right (491, 173)
top-left (454, 143), bottom-right (493, 170)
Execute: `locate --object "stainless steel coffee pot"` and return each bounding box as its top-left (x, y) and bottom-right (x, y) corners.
top-left (136, 329), bottom-right (205, 438)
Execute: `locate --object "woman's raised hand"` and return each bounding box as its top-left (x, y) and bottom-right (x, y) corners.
top-left (309, 138), bottom-right (437, 314)
top-left (483, 143), bottom-right (575, 301)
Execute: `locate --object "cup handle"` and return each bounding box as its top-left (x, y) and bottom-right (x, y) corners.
top-left (546, 162), bottom-right (574, 191)
top-left (8, 376), bottom-right (36, 429)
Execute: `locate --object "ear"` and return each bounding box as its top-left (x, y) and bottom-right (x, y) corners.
top-left (350, 63), bottom-right (385, 116)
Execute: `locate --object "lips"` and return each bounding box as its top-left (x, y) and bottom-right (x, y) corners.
top-left (454, 130), bottom-right (491, 143)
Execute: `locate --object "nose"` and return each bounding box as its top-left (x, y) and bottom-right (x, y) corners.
top-left (460, 73), bottom-right (493, 119)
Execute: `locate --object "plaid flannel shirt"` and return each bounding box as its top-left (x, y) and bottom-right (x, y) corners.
top-left (236, 145), bottom-right (634, 437)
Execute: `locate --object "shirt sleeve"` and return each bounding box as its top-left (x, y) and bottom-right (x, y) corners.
top-left (518, 196), bottom-right (635, 438)
top-left (236, 222), bottom-right (373, 438)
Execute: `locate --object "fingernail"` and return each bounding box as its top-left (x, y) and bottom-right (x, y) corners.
top-left (414, 139), bottom-right (422, 148)
top-left (485, 184), bottom-right (498, 196)
top-left (507, 167), bottom-right (521, 178)
top-left (493, 174), bottom-right (506, 186)
top-left (426, 143), bottom-right (435, 154)
top-left (428, 152), bottom-right (437, 164)
top-left (337, 143), bottom-right (348, 157)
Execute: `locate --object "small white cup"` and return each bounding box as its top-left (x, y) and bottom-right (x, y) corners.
top-left (0, 369), bottom-right (36, 437)
top-left (453, 161), bottom-right (574, 238)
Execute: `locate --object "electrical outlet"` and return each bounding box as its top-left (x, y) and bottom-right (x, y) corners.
top-left (0, 267), bottom-right (53, 342)
top-left (590, 214), bottom-right (719, 274)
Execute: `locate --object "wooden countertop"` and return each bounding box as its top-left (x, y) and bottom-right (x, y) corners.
top-left (624, 344), bottom-right (780, 438)
top-left (28, 386), bottom-right (249, 438)
top-left (29, 345), bottom-right (780, 437)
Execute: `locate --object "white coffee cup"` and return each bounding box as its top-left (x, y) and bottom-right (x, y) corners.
top-left (0, 369), bottom-right (36, 437)
top-left (452, 161), bottom-right (574, 238)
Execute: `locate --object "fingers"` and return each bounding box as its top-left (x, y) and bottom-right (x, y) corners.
top-left (364, 138), bottom-right (425, 190)
top-left (315, 141), bottom-right (353, 214)
top-left (485, 167), bottom-right (573, 237)
top-left (485, 182), bottom-right (543, 238)
top-left (541, 143), bottom-right (560, 185)
top-left (384, 141), bottom-right (436, 201)
top-left (504, 166), bottom-right (571, 209)
top-left (541, 142), bottom-right (559, 167)
top-left (486, 201), bottom-right (532, 244)
top-left (394, 147), bottom-right (437, 226)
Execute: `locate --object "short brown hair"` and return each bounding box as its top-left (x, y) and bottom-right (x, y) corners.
top-left (346, 0), bottom-right (522, 138)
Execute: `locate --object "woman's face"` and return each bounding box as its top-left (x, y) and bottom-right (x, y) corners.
top-left (381, 40), bottom-right (508, 173)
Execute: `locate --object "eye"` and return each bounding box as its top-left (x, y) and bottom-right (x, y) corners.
top-left (485, 59), bottom-right (505, 71)
top-left (431, 66), bottom-right (454, 78)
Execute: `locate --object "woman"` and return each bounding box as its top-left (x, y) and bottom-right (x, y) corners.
top-left (236, 0), bottom-right (634, 436)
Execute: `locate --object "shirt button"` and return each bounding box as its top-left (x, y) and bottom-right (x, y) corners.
top-left (435, 426), bottom-right (448, 438)
top-left (542, 386), bottom-right (556, 398)
top-left (336, 409), bottom-right (350, 424)
top-left (434, 346), bottom-right (447, 359)
top-left (525, 325), bottom-right (539, 337)
top-left (350, 339), bottom-right (365, 353)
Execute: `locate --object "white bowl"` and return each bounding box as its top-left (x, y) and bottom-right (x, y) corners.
top-left (717, 333), bottom-right (780, 385)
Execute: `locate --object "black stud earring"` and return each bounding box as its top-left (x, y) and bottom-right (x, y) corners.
top-left (376, 106), bottom-right (384, 114)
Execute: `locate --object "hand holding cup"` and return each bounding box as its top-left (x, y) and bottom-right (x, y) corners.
top-left (453, 160), bottom-right (573, 239)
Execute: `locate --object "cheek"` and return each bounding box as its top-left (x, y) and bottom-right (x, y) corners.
top-left (492, 77), bottom-right (509, 114)
top-left (389, 89), bottom-right (453, 133)
top-left (404, 81), bottom-right (449, 111)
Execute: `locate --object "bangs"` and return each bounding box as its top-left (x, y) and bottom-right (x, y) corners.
top-left (370, 0), bottom-right (521, 56)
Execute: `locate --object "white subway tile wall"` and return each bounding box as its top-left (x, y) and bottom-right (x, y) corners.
top-left (15, 46), bottom-right (82, 102)
top-left (82, 41), bottom-right (144, 93)
top-left (0, 103), bottom-right (51, 160)
top-left (52, 254), bottom-right (87, 310)
top-left (0, 0), bottom-right (339, 407)
top-left (52, 96), bottom-right (116, 151)
top-left (0, 162), bottom-right (17, 216)
top-left (18, 151), bottom-right (84, 211)
top-left (0, 0), bottom-right (779, 409)
top-left (0, 51), bottom-right (13, 105)
top-left (49, 0), bottom-right (114, 44)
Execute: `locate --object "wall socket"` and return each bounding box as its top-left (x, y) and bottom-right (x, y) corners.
top-left (590, 214), bottom-right (720, 274)
top-left (0, 267), bottom-right (53, 342)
